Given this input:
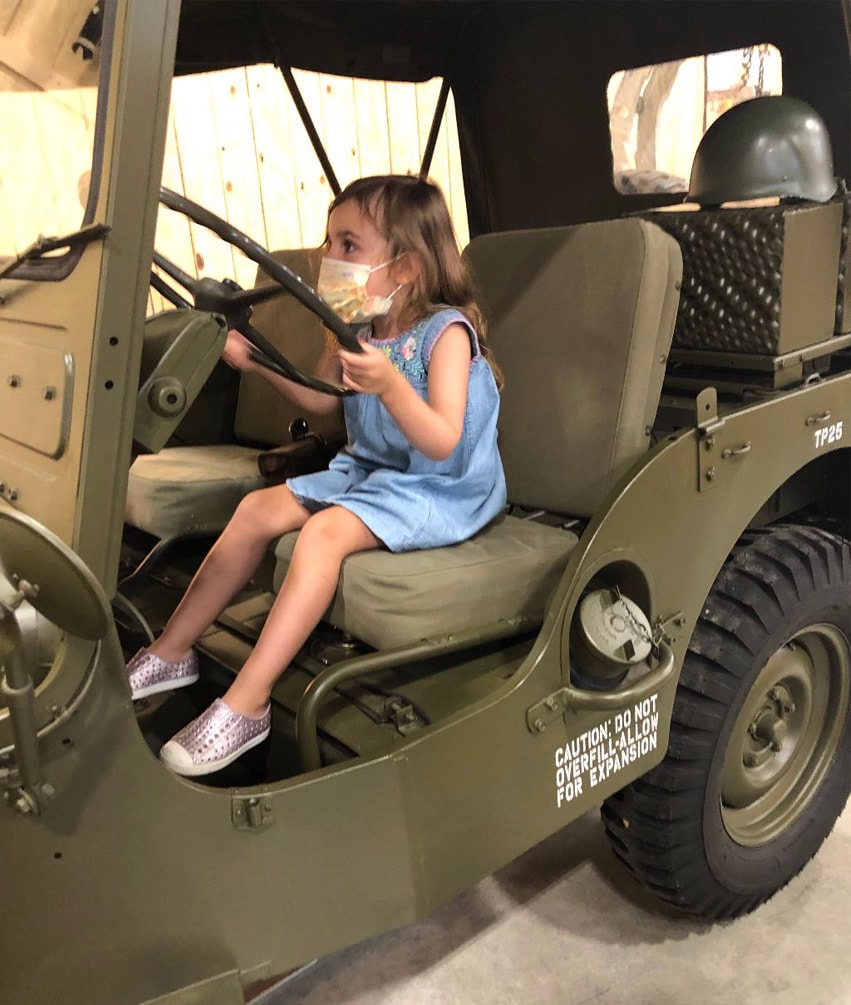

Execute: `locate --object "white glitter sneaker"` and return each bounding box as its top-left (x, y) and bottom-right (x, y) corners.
top-left (127, 648), bottom-right (199, 701)
top-left (159, 698), bottom-right (271, 776)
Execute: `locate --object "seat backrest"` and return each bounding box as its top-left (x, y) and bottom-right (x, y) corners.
top-left (464, 217), bottom-right (682, 517)
top-left (233, 248), bottom-right (345, 444)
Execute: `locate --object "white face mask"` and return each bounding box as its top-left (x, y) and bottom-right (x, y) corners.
top-left (317, 256), bottom-right (401, 324)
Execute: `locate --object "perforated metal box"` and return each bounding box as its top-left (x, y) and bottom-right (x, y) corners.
top-left (646, 201), bottom-right (843, 356)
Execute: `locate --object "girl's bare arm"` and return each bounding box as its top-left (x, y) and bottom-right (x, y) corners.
top-left (223, 329), bottom-right (344, 417)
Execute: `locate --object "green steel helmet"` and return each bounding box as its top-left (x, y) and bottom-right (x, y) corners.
top-left (688, 95), bottom-right (837, 205)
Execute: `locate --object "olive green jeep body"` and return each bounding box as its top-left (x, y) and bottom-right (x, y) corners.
top-left (1, 3), bottom-right (849, 1003)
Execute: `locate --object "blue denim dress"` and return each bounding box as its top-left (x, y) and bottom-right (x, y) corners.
top-left (287, 308), bottom-right (506, 552)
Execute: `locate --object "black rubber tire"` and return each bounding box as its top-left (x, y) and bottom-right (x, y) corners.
top-left (601, 525), bottom-right (851, 920)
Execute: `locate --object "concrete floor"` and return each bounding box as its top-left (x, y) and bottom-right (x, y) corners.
top-left (262, 801), bottom-right (851, 1005)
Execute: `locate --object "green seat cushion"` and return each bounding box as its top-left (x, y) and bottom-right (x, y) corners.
top-left (126, 445), bottom-right (266, 539)
top-left (273, 514), bottom-right (578, 650)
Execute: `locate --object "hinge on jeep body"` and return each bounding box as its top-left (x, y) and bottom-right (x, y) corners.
top-left (232, 794), bottom-right (274, 831)
top-left (526, 690), bottom-right (570, 734)
top-left (695, 387), bottom-right (753, 491)
top-left (696, 387), bottom-right (725, 491)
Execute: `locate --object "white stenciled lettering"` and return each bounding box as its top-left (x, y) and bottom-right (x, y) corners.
top-left (633, 694), bottom-right (658, 720)
top-left (555, 721), bottom-right (612, 768)
top-left (556, 775), bottom-right (583, 807)
top-left (553, 694), bottom-right (660, 808)
top-left (814, 421), bottom-right (843, 449)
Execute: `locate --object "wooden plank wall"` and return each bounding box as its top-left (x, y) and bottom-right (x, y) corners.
top-left (0, 0), bottom-right (99, 259)
top-left (153, 66), bottom-right (468, 313)
top-left (0, 1), bottom-right (468, 313)
top-left (0, 0), bottom-right (97, 88)
top-left (0, 84), bottom-right (97, 255)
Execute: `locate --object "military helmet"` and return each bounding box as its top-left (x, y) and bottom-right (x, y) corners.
top-left (688, 95), bottom-right (837, 205)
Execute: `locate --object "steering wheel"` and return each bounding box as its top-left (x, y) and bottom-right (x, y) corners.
top-left (152, 187), bottom-right (362, 396)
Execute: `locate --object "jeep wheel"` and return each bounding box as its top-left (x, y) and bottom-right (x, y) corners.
top-left (601, 525), bottom-right (851, 920)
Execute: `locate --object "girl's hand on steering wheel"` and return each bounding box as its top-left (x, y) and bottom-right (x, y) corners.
top-left (338, 341), bottom-right (400, 396)
top-left (222, 328), bottom-right (255, 372)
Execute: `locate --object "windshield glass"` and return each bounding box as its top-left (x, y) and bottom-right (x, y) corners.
top-left (0, 0), bottom-right (104, 263)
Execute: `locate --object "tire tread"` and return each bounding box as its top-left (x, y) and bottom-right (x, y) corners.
top-left (601, 524), bottom-right (851, 920)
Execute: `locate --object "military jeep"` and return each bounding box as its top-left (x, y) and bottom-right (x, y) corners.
top-left (1, 2), bottom-right (849, 1003)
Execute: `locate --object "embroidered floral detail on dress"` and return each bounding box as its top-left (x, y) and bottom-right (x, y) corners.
top-left (370, 323), bottom-right (427, 383)
top-left (401, 336), bottom-right (417, 360)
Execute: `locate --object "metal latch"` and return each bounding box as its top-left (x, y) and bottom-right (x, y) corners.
top-left (696, 386), bottom-right (724, 436)
top-left (232, 794), bottom-right (274, 831)
top-left (653, 611), bottom-right (686, 647)
top-left (383, 698), bottom-right (425, 736)
top-left (0, 222), bottom-right (111, 284)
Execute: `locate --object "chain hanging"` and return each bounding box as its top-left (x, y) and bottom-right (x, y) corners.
top-left (740, 44), bottom-right (768, 97)
top-left (739, 46), bottom-right (753, 93)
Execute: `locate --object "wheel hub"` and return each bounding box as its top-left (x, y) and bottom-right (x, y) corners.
top-left (720, 625), bottom-right (850, 846)
top-left (744, 681), bottom-right (795, 766)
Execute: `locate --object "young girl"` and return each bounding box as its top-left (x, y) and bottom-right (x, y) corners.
top-left (126, 175), bottom-right (506, 776)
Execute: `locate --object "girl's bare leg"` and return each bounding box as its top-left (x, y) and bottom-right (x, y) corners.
top-left (150, 484), bottom-right (311, 662)
top-left (222, 506), bottom-right (380, 717)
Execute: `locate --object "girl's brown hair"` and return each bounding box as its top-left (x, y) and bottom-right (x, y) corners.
top-left (328, 175), bottom-right (503, 387)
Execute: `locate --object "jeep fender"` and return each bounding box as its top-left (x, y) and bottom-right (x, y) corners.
top-left (556, 372), bottom-right (851, 690)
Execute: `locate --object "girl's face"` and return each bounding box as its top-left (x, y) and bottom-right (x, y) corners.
top-left (325, 199), bottom-right (397, 297)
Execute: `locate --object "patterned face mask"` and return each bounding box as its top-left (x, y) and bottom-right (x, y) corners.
top-left (317, 256), bottom-right (401, 324)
